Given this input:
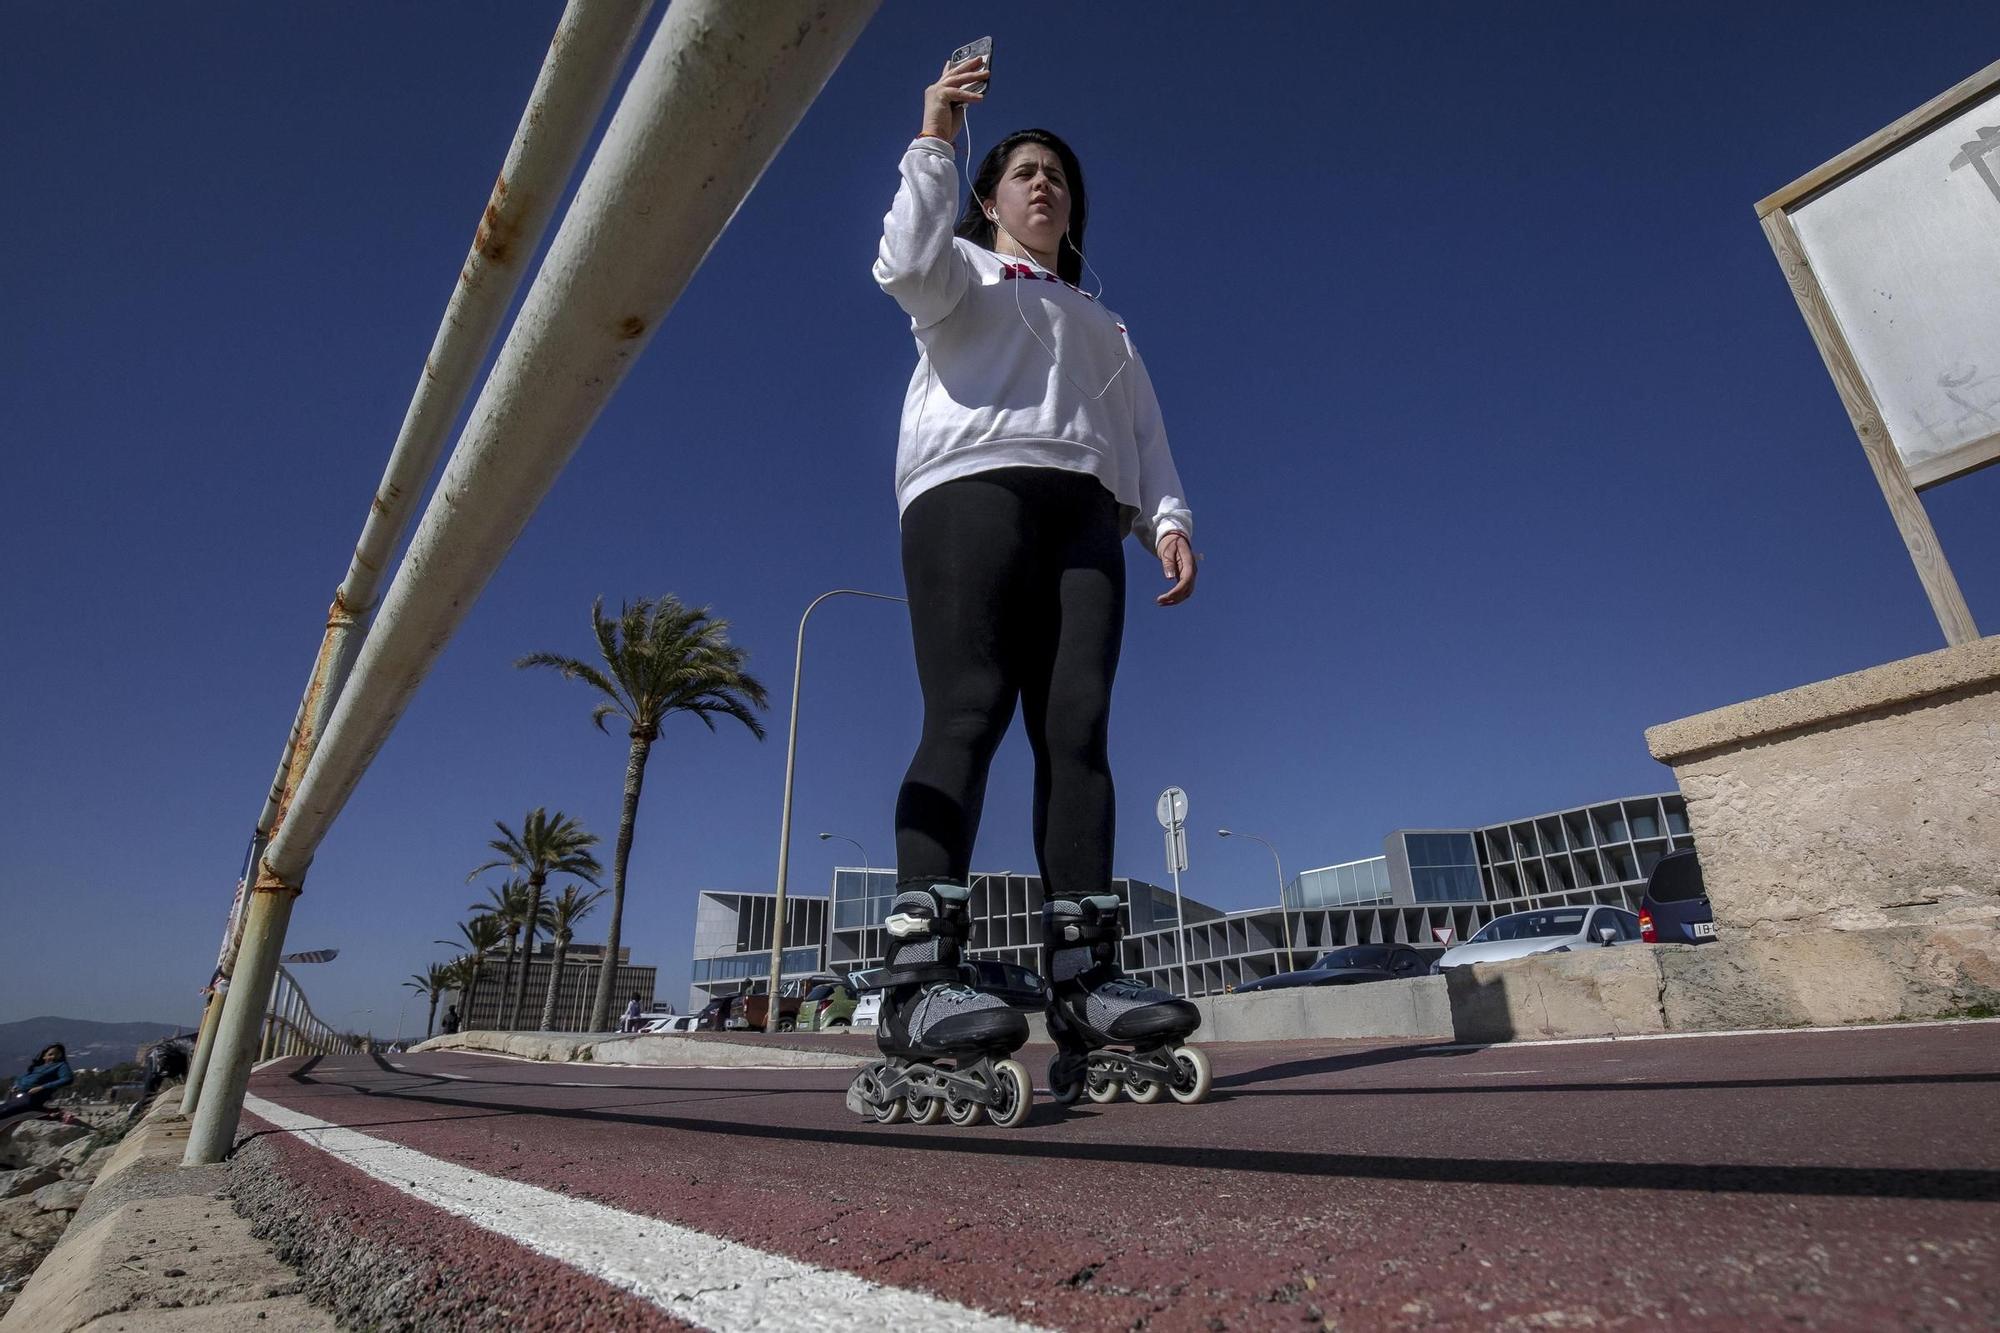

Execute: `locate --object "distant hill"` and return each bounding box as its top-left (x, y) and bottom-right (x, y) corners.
top-left (0, 1016), bottom-right (187, 1073)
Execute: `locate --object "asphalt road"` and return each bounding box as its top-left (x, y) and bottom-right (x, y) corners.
top-left (237, 1022), bottom-right (2000, 1330)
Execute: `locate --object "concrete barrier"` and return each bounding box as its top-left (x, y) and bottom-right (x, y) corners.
top-left (1646, 634), bottom-right (2000, 1026)
top-left (411, 1030), bottom-right (867, 1069)
top-left (1195, 977), bottom-right (1452, 1042)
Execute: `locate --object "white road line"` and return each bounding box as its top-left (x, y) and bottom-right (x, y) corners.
top-left (1431, 1014), bottom-right (2000, 1052)
top-left (241, 1094), bottom-right (1048, 1333)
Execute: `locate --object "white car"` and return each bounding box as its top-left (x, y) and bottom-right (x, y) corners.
top-left (850, 991), bottom-right (883, 1029)
top-left (1434, 905), bottom-right (1641, 971)
top-left (639, 1015), bottom-right (698, 1034)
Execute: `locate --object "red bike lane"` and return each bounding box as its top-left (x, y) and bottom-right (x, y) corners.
top-left (239, 1023), bottom-right (2000, 1330)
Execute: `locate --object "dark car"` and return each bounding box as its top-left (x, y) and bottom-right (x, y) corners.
top-left (694, 995), bottom-right (735, 1031)
top-left (1234, 944), bottom-right (1434, 993)
top-left (1640, 848), bottom-right (1715, 945)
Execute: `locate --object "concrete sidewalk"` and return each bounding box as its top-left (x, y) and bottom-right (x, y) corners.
top-left (0, 1093), bottom-right (333, 1333)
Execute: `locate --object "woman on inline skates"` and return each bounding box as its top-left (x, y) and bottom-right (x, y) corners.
top-left (847, 51), bottom-right (1208, 1129)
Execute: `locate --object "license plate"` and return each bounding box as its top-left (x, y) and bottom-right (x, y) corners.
top-left (1692, 921), bottom-right (1717, 938)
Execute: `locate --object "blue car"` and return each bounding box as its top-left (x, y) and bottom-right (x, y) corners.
top-left (1640, 848), bottom-right (1716, 945)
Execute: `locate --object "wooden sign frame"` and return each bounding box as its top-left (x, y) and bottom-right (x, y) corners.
top-left (1756, 58), bottom-right (2000, 647)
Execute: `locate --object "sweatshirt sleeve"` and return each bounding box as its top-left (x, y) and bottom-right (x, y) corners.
top-left (873, 138), bottom-right (973, 329)
top-left (1126, 343), bottom-right (1194, 554)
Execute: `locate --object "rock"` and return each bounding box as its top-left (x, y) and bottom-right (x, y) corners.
top-left (56, 1137), bottom-right (99, 1168)
top-left (0, 1120), bottom-right (89, 1169)
top-left (0, 1167), bottom-right (60, 1200)
top-left (32, 1179), bottom-right (89, 1212)
top-left (1, 1194), bottom-right (64, 1244)
top-left (70, 1146), bottom-right (118, 1183)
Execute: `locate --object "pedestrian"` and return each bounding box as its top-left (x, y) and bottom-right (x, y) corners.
top-left (861, 52), bottom-right (1202, 1091)
top-left (1, 1043), bottom-right (75, 1129)
top-left (621, 995), bottom-right (642, 1034)
top-left (124, 1034), bottom-right (195, 1125)
top-left (440, 1004), bottom-right (461, 1036)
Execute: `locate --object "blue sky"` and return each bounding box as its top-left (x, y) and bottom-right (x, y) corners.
top-left (3, 3), bottom-right (1996, 1035)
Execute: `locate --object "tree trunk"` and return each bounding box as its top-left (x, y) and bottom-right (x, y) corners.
top-left (589, 734), bottom-right (654, 1031)
top-left (541, 937), bottom-right (568, 1031)
top-left (496, 937), bottom-right (518, 1028)
top-left (466, 957), bottom-right (486, 1030)
top-left (426, 994), bottom-right (438, 1038)
top-left (510, 878), bottom-right (544, 1030)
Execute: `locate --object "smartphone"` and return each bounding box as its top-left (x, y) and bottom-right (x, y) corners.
top-left (950, 36), bottom-right (992, 95)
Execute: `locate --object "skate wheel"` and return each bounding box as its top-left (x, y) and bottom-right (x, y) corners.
top-left (1166, 1045), bottom-right (1212, 1104)
top-left (1048, 1053), bottom-right (1086, 1106)
top-left (906, 1093), bottom-right (944, 1126)
top-left (988, 1059), bottom-right (1032, 1129)
top-left (872, 1096), bottom-right (907, 1125)
top-left (1123, 1077), bottom-right (1164, 1104)
top-left (944, 1091), bottom-right (986, 1127)
top-left (1085, 1068), bottom-right (1122, 1104)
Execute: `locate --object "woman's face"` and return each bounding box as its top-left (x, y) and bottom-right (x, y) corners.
top-left (38, 1046), bottom-right (60, 1064)
top-left (988, 143), bottom-right (1071, 259)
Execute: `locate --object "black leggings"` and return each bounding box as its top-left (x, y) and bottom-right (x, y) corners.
top-left (895, 467), bottom-right (1125, 898)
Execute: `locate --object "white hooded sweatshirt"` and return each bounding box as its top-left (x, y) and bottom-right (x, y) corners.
top-left (875, 137), bottom-right (1193, 553)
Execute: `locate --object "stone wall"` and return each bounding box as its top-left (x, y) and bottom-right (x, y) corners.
top-left (1644, 634), bottom-right (2000, 1024)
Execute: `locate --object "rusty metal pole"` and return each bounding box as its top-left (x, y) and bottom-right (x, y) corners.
top-left (187, 0), bottom-right (876, 1165)
top-left (182, 1), bottom-right (657, 1161)
top-left (176, 990), bottom-right (222, 1115)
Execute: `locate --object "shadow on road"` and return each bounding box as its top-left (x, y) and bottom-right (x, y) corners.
top-left (250, 1060), bottom-right (2000, 1204)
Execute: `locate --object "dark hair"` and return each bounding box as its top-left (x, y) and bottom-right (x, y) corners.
top-left (954, 128), bottom-right (1089, 287)
top-left (36, 1044), bottom-right (65, 1066)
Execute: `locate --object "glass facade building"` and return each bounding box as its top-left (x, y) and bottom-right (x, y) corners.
top-left (687, 890), bottom-right (828, 1011)
top-left (687, 792), bottom-right (1698, 1003)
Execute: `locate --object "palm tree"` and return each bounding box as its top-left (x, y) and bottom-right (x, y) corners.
top-left (538, 884), bottom-right (609, 1031)
top-left (471, 809), bottom-right (602, 1031)
top-left (403, 961), bottom-right (456, 1038)
top-left (520, 596), bottom-right (768, 1031)
top-left (438, 915), bottom-right (505, 1030)
top-left (466, 882), bottom-right (534, 1025)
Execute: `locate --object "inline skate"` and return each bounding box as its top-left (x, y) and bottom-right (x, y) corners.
top-left (845, 884), bottom-right (1034, 1128)
top-left (1042, 895), bottom-right (1212, 1105)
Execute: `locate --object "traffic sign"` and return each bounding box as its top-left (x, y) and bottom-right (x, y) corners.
top-left (1156, 786), bottom-right (1188, 829)
top-left (1164, 825), bottom-right (1188, 874)
top-left (1432, 926), bottom-right (1455, 946)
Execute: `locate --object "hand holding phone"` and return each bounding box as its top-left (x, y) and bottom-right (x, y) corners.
top-left (922, 38), bottom-right (991, 141)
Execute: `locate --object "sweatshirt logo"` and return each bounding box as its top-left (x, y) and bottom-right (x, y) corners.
top-left (998, 261), bottom-right (1124, 331)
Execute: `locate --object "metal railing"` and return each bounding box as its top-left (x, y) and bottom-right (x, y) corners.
top-left (182, 0), bottom-right (879, 1165)
top-left (259, 967), bottom-right (365, 1059)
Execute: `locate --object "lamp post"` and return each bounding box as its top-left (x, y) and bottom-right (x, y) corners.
top-left (1219, 829), bottom-right (1293, 968)
top-left (818, 832), bottom-right (872, 937)
top-left (767, 589), bottom-right (907, 1032)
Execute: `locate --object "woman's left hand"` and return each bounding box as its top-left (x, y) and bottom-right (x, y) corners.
top-left (1155, 531), bottom-right (1197, 606)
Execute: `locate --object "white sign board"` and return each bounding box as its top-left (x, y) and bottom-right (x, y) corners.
top-left (1164, 825), bottom-right (1188, 874)
top-left (1155, 787), bottom-right (1188, 830)
top-left (1433, 926), bottom-right (1455, 946)
top-left (1787, 83), bottom-right (2000, 489)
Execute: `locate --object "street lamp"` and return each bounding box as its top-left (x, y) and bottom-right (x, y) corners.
top-left (767, 589), bottom-right (908, 1033)
top-left (1218, 829), bottom-right (1293, 967)
top-left (818, 832), bottom-right (873, 931)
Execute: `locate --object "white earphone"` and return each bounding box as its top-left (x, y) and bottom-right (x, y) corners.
top-left (961, 110), bottom-right (1129, 401)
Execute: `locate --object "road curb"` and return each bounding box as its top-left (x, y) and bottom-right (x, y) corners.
top-left (0, 1091), bottom-right (334, 1332)
top-left (412, 1029), bottom-right (870, 1068)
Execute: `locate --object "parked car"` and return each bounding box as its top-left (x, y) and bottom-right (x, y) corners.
top-left (640, 1015), bottom-right (699, 1034)
top-left (694, 996), bottom-right (735, 1031)
top-left (1433, 905), bottom-right (1641, 971)
top-left (736, 975), bottom-right (840, 1033)
top-left (798, 979), bottom-right (859, 1031)
top-left (1640, 848), bottom-right (1715, 945)
top-left (850, 991), bottom-right (883, 1029)
top-left (1234, 944), bottom-right (1434, 993)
